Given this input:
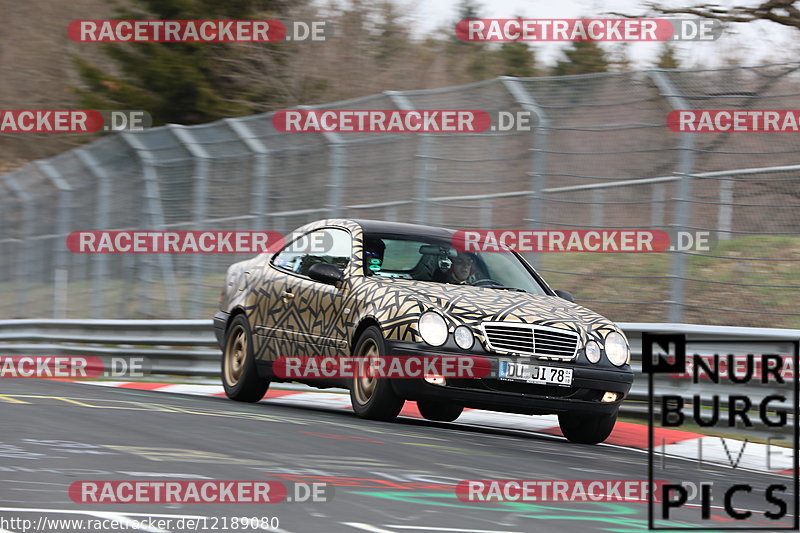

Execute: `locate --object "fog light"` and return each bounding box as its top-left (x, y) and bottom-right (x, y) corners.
top-left (602, 392), bottom-right (619, 402)
top-left (424, 374), bottom-right (446, 386)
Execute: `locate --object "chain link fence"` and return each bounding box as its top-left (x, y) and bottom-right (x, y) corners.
top-left (2, 62), bottom-right (799, 326)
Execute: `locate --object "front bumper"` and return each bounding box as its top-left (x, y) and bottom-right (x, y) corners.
top-left (385, 339), bottom-right (633, 416)
top-left (213, 310), bottom-right (230, 349)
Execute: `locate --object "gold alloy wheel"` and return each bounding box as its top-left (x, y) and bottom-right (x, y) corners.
top-left (353, 338), bottom-right (380, 406)
top-left (224, 324), bottom-right (247, 387)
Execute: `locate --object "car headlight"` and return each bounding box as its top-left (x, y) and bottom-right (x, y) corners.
top-left (418, 311), bottom-right (448, 347)
top-left (454, 325), bottom-right (474, 350)
top-left (605, 331), bottom-right (630, 366)
top-left (585, 340), bottom-right (601, 363)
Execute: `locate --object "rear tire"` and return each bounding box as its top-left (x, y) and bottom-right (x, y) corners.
top-left (349, 326), bottom-right (405, 421)
top-left (558, 411), bottom-right (617, 444)
top-left (417, 400), bottom-right (463, 422)
top-left (222, 314), bottom-right (269, 402)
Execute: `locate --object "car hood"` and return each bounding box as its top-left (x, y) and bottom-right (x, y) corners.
top-left (372, 279), bottom-right (619, 340)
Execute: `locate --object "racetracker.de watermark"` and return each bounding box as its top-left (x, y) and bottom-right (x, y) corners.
top-left (0, 110), bottom-right (151, 133)
top-left (68, 480), bottom-right (332, 504)
top-left (0, 356), bottom-right (147, 378)
top-left (68, 20), bottom-right (330, 42)
top-left (272, 355), bottom-right (491, 379)
top-left (452, 229), bottom-right (712, 253)
top-left (668, 110), bottom-right (800, 132)
top-left (67, 231), bottom-right (285, 254)
top-left (455, 18), bottom-right (721, 41)
top-left (456, 479), bottom-right (666, 502)
top-left (273, 109), bottom-right (492, 133)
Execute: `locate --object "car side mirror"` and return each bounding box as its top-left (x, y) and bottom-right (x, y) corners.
top-left (308, 262), bottom-right (344, 284)
top-left (554, 289), bottom-right (574, 302)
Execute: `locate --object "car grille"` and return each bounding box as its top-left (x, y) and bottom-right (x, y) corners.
top-left (481, 322), bottom-right (579, 360)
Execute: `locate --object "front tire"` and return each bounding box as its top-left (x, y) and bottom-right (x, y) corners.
top-left (222, 314), bottom-right (269, 402)
top-left (349, 326), bottom-right (405, 421)
top-left (417, 400), bottom-right (463, 422)
top-left (558, 410), bottom-right (617, 444)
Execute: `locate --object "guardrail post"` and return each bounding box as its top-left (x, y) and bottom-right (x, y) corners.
top-left (36, 160), bottom-right (72, 318)
top-left (170, 125), bottom-right (210, 318)
top-left (121, 132), bottom-right (182, 318)
top-left (75, 148), bottom-right (112, 318)
top-left (502, 77), bottom-right (550, 267)
top-left (225, 118), bottom-right (270, 232)
top-left (649, 70), bottom-right (696, 323)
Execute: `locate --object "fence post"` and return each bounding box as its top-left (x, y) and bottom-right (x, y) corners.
top-left (649, 70), bottom-right (696, 323)
top-left (480, 198), bottom-right (492, 228)
top-left (385, 91), bottom-right (432, 225)
top-left (501, 77), bottom-right (550, 267)
top-left (296, 105), bottom-right (345, 220)
top-left (225, 117), bottom-right (270, 232)
top-left (121, 132), bottom-right (182, 318)
top-left (591, 189), bottom-right (604, 227)
top-left (2, 172), bottom-right (34, 316)
top-left (170, 125), bottom-right (210, 318)
top-left (36, 160), bottom-right (72, 318)
top-left (651, 183), bottom-right (665, 228)
top-left (75, 148), bottom-right (111, 318)
top-left (718, 179), bottom-right (733, 241)
top-left (413, 135), bottom-right (433, 224)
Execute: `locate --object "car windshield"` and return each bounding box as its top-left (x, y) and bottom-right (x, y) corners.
top-left (362, 233), bottom-right (548, 295)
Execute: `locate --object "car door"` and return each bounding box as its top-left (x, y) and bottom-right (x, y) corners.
top-left (256, 227), bottom-right (352, 359)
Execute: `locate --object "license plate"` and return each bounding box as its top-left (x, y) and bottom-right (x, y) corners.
top-left (498, 361), bottom-right (573, 386)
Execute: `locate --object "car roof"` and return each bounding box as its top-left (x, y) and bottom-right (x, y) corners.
top-left (351, 219), bottom-right (456, 239)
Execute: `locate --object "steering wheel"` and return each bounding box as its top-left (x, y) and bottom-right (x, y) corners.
top-left (471, 278), bottom-right (503, 287)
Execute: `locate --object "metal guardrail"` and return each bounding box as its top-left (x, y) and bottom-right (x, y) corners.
top-left (0, 319), bottom-right (795, 436)
top-left (0, 319), bottom-right (218, 375)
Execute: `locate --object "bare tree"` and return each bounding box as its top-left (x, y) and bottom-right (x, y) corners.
top-left (612, 0), bottom-right (800, 30)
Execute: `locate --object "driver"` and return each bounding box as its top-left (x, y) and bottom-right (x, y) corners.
top-left (363, 237), bottom-right (385, 275)
top-left (445, 252), bottom-right (477, 284)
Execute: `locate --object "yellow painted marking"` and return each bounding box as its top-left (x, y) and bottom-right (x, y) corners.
top-left (0, 395), bottom-right (30, 404)
top-left (0, 394), bottom-right (306, 424)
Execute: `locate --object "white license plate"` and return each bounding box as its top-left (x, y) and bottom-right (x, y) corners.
top-left (498, 361), bottom-right (573, 386)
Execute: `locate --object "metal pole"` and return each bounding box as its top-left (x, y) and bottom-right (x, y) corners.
top-left (76, 148), bottom-right (111, 318)
top-left (121, 132), bottom-right (182, 318)
top-left (480, 198), bottom-right (492, 228)
top-left (414, 135), bottom-right (432, 225)
top-left (225, 118), bottom-right (271, 232)
top-left (501, 77), bottom-right (550, 267)
top-left (591, 189), bottom-right (604, 228)
top-left (718, 179), bottom-right (733, 241)
top-left (2, 172), bottom-right (34, 316)
top-left (651, 183), bottom-right (665, 228)
top-left (36, 160), bottom-right (72, 318)
top-left (170, 125), bottom-right (210, 318)
top-left (649, 70), bottom-right (696, 323)
top-left (296, 104), bottom-right (345, 221)
top-left (385, 91), bottom-right (433, 225)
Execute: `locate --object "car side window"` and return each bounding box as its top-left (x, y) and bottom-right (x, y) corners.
top-left (272, 228), bottom-right (351, 277)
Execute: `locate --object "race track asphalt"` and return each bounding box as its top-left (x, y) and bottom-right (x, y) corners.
top-left (0, 379), bottom-right (793, 532)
